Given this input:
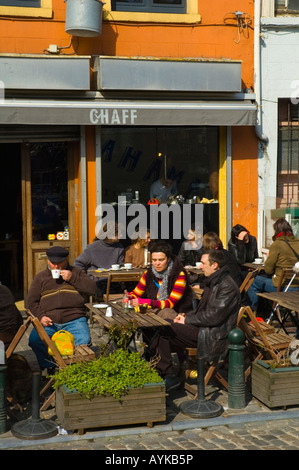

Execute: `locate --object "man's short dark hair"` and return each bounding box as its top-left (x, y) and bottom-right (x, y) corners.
top-left (203, 249), bottom-right (225, 268)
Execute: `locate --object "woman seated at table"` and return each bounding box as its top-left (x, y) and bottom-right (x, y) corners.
top-left (247, 218), bottom-right (299, 314)
top-left (228, 224), bottom-right (259, 278)
top-left (124, 228), bottom-right (151, 268)
top-left (191, 232), bottom-right (243, 288)
top-left (129, 240), bottom-right (194, 318)
top-left (177, 223), bottom-right (203, 268)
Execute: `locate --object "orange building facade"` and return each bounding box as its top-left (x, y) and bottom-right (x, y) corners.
top-left (0, 0), bottom-right (258, 297)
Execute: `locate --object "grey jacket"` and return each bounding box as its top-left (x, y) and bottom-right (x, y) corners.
top-left (74, 239), bottom-right (124, 271)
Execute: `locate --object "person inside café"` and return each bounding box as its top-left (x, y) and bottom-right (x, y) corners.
top-left (177, 223), bottom-right (203, 267)
top-left (124, 228), bottom-right (151, 268)
top-left (146, 249), bottom-right (241, 392)
top-left (129, 240), bottom-right (194, 318)
top-left (150, 177), bottom-right (177, 203)
top-left (227, 224), bottom-right (259, 276)
top-left (26, 246), bottom-right (96, 371)
top-left (191, 231), bottom-right (243, 288)
top-left (247, 218), bottom-right (299, 313)
top-left (0, 283), bottom-right (23, 350)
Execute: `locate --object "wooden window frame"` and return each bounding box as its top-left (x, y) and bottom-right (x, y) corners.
top-left (0, 0), bottom-right (52, 18)
top-left (103, 0), bottom-right (201, 23)
top-left (111, 0), bottom-right (186, 14)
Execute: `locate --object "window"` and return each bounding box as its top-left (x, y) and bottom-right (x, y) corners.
top-left (0, 0), bottom-right (40, 6)
top-left (0, 0), bottom-right (51, 18)
top-left (277, 99), bottom-right (299, 207)
top-left (111, 0), bottom-right (186, 14)
top-left (104, 0), bottom-right (200, 23)
top-left (275, 0), bottom-right (299, 14)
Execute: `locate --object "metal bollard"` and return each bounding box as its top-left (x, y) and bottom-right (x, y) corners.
top-left (0, 341), bottom-right (7, 434)
top-left (228, 328), bottom-right (246, 409)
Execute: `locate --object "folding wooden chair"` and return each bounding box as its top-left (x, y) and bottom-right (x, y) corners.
top-left (184, 348), bottom-right (228, 398)
top-left (238, 306), bottom-right (292, 362)
top-left (103, 271), bottom-right (142, 302)
top-left (6, 309), bottom-right (96, 411)
top-left (239, 269), bottom-right (258, 295)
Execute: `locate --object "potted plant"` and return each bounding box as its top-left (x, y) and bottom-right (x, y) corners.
top-left (251, 356), bottom-right (299, 408)
top-left (53, 347), bottom-right (166, 432)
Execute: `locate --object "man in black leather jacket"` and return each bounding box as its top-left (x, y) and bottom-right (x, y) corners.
top-left (149, 249), bottom-right (241, 392)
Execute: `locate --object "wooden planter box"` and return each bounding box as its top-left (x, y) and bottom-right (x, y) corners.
top-left (252, 360), bottom-right (299, 408)
top-left (56, 383), bottom-right (166, 432)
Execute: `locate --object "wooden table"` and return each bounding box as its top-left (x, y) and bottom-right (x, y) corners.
top-left (243, 262), bottom-right (265, 271)
top-left (258, 291), bottom-right (299, 312)
top-left (85, 301), bottom-right (170, 331)
top-left (258, 291), bottom-right (299, 330)
top-left (88, 268), bottom-right (145, 280)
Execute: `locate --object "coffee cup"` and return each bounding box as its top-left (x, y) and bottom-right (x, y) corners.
top-left (196, 262), bottom-right (203, 269)
top-left (51, 269), bottom-right (61, 279)
top-left (111, 264), bottom-right (120, 270)
top-left (124, 263), bottom-right (132, 270)
top-left (105, 307), bottom-right (113, 317)
top-left (254, 258), bottom-right (263, 264)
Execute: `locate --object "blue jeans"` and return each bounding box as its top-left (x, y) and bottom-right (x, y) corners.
top-left (247, 275), bottom-right (299, 312)
top-left (29, 316), bottom-right (91, 370)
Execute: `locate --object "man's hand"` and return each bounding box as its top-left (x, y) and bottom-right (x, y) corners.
top-left (60, 269), bottom-right (72, 281)
top-left (41, 316), bottom-right (53, 327)
top-left (174, 313), bottom-right (186, 324)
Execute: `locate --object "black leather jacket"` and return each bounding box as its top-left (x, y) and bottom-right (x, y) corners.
top-left (227, 235), bottom-right (258, 265)
top-left (185, 266), bottom-right (241, 361)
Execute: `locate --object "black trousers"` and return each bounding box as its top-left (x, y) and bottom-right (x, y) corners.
top-left (149, 320), bottom-right (199, 376)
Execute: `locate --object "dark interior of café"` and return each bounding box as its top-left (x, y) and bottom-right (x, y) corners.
top-left (0, 143), bottom-right (23, 299)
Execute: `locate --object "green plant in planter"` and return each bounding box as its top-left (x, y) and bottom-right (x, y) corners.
top-left (51, 349), bottom-right (163, 400)
top-left (107, 321), bottom-right (138, 349)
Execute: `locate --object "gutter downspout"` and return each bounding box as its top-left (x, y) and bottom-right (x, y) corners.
top-left (254, 0), bottom-right (269, 143)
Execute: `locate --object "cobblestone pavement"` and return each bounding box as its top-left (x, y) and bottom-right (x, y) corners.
top-left (3, 418), bottom-right (299, 450)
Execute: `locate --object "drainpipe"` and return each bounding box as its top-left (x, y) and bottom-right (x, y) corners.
top-left (254, 0), bottom-right (269, 143)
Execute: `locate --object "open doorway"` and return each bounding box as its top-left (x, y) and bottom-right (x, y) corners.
top-left (0, 143), bottom-right (23, 300)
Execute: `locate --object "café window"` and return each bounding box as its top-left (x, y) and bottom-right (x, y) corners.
top-left (0, 0), bottom-right (40, 6)
top-left (31, 143), bottom-right (69, 241)
top-left (101, 126), bottom-right (219, 204)
top-left (275, 0), bottom-right (299, 14)
top-left (277, 99), bottom-right (299, 207)
top-left (111, 0), bottom-right (186, 13)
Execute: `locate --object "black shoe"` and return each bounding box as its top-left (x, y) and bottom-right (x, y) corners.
top-left (164, 374), bottom-right (182, 392)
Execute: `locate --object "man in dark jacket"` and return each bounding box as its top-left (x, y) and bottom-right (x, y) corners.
top-left (26, 246), bottom-right (96, 370)
top-left (149, 249), bottom-right (241, 392)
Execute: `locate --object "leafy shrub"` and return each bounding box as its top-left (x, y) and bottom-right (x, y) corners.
top-left (52, 349), bottom-right (163, 400)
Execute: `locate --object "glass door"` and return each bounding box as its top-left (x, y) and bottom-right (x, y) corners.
top-left (22, 142), bottom-right (75, 294)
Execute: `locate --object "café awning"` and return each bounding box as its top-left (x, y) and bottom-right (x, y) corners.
top-left (0, 97), bottom-right (256, 126)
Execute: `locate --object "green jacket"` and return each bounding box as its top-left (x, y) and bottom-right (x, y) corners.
top-left (264, 235), bottom-right (299, 287)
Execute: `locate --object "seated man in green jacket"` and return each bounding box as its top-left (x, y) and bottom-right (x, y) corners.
top-left (26, 246), bottom-right (96, 370)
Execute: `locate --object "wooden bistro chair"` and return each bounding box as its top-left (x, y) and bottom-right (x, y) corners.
top-left (103, 271), bottom-right (142, 302)
top-left (6, 309), bottom-right (96, 411)
top-left (237, 306), bottom-right (292, 363)
top-left (184, 348), bottom-right (229, 399)
top-left (239, 269), bottom-right (258, 296)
